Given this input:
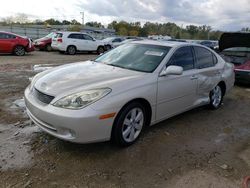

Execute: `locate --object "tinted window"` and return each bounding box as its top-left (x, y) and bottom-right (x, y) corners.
top-left (0, 33), bottom-right (16, 39)
top-left (83, 34), bottom-right (93, 40)
top-left (169, 46), bottom-right (194, 71)
top-left (113, 38), bottom-right (122, 43)
top-left (54, 33), bottom-right (63, 38)
top-left (0, 33), bottom-right (5, 39)
top-left (194, 47), bottom-right (214, 69)
top-left (68, 33), bottom-right (82, 39)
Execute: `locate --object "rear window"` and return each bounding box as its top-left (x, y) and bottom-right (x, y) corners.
top-left (54, 33), bottom-right (63, 38)
top-left (194, 46), bottom-right (214, 69)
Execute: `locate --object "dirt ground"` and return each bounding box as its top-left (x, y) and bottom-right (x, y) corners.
top-left (0, 51), bottom-right (249, 188)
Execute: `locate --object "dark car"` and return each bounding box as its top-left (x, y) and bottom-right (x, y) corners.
top-left (219, 32), bottom-right (250, 84)
top-left (200, 40), bottom-right (218, 50)
top-left (34, 32), bottom-right (56, 51)
top-left (0, 31), bottom-right (34, 56)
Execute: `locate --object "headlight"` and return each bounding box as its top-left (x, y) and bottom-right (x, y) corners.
top-left (53, 88), bottom-right (111, 109)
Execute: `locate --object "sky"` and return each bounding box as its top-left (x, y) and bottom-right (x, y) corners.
top-left (0, 0), bottom-right (249, 31)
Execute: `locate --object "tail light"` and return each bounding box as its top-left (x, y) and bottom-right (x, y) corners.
top-left (57, 38), bottom-right (63, 43)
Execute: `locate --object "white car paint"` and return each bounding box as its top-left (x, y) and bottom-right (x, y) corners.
top-left (25, 40), bottom-right (235, 144)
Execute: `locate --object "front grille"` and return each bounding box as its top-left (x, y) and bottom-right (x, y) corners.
top-left (33, 88), bottom-right (55, 104)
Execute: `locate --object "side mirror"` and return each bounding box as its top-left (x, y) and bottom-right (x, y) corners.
top-left (160, 65), bottom-right (183, 76)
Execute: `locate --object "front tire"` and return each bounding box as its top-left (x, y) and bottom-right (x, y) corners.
top-left (112, 102), bottom-right (146, 147)
top-left (14, 46), bottom-right (25, 56)
top-left (209, 85), bottom-right (223, 109)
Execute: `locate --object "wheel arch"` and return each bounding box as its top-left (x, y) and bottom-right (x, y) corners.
top-left (67, 45), bottom-right (77, 51)
top-left (218, 81), bottom-right (226, 96)
top-left (12, 44), bottom-right (25, 53)
top-left (111, 98), bottom-right (152, 139)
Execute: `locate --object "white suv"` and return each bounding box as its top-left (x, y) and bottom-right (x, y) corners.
top-left (52, 32), bottom-right (105, 55)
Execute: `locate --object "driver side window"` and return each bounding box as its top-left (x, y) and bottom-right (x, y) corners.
top-left (169, 46), bottom-right (195, 71)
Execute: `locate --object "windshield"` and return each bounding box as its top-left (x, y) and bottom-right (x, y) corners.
top-left (95, 43), bottom-right (171, 73)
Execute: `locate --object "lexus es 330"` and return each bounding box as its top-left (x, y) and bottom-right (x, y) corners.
top-left (25, 41), bottom-right (234, 146)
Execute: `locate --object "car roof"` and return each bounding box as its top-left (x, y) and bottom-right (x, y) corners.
top-left (132, 40), bottom-right (203, 48)
top-left (56, 31), bottom-right (88, 35)
top-left (0, 31), bottom-right (25, 38)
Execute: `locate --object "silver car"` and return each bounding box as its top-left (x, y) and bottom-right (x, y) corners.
top-left (25, 41), bottom-right (235, 146)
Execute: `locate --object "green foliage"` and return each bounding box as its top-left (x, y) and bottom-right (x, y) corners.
top-left (68, 25), bottom-right (82, 32)
top-left (85, 21), bottom-right (104, 28)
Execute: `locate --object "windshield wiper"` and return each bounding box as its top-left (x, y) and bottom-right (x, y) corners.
top-left (108, 64), bottom-right (125, 69)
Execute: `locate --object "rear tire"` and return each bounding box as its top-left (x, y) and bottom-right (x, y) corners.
top-left (14, 46), bottom-right (25, 56)
top-left (67, 46), bottom-right (76, 55)
top-left (97, 46), bottom-right (104, 55)
top-left (209, 85), bottom-right (223, 109)
top-left (112, 102), bottom-right (147, 147)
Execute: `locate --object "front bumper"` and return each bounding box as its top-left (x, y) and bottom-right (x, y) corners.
top-left (24, 87), bottom-right (115, 143)
top-left (235, 69), bottom-right (250, 84)
top-left (26, 45), bottom-right (35, 52)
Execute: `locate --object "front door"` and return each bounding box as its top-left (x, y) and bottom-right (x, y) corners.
top-left (156, 46), bottom-right (198, 121)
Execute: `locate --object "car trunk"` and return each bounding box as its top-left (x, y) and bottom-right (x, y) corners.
top-left (219, 32), bottom-right (250, 69)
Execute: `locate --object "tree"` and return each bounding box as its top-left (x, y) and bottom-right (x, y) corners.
top-left (85, 21), bottom-right (104, 28)
top-left (129, 30), bottom-right (139, 36)
top-left (186, 25), bottom-right (199, 39)
top-left (70, 19), bottom-right (81, 25)
top-left (118, 27), bottom-right (128, 36)
top-left (68, 25), bottom-right (81, 31)
top-left (62, 20), bottom-right (71, 25)
top-left (44, 18), bottom-right (61, 25)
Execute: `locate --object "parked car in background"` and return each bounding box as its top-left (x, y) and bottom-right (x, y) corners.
top-left (51, 32), bottom-right (105, 55)
top-left (116, 38), bottom-right (142, 47)
top-left (34, 32), bottom-right (56, 51)
top-left (200, 40), bottom-right (218, 50)
top-left (102, 37), bottom-right (124, 50)
top-left (25, 41), bottom-right (234, 146)
top-left (219, 32), bottom-right (250, 84)
top-left (161, 38), bottom-right (187, 43)
top-left (0, 31), bottom-right (34, 56)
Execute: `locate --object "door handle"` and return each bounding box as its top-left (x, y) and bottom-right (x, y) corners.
top-left (190, 75), bottom-right (198, 80)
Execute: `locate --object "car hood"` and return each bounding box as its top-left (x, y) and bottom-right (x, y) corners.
top-left (219, 32), bottom-right (250, 52)
top-left (34, 61), bottom-right (144, 96)
top-left (35, 37), bottom-right (51, 43)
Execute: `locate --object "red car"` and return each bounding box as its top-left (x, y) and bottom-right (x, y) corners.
top-left (219, 32), bottom-right (250, 84)
top-left (34, 32), bottom-right (55, 51)
top-left (0, 31), bottom-right (34, 56)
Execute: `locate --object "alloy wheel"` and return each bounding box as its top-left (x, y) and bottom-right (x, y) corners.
top-left (122, 107), bottom-right (144, 143)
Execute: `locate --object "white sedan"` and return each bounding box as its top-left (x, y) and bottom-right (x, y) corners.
top-left (25, 41), bottom-right (234, 146)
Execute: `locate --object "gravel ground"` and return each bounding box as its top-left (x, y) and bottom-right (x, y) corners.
top-left (0, 51), bottom-right (249, 188)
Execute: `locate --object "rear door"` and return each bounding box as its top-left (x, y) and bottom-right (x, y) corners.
top-left (0, 33), bottom-right (16, 53)
top-left (82, 34), bottom-right (97, 51)
top-left (156, 46), bottom-right (198, 120)
top-left (193, 46), bottom-right (222, 99)
top-left (68, 33), bottom-right (87, 51)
